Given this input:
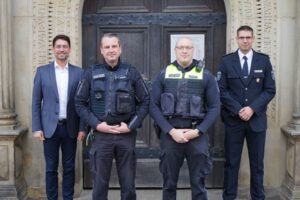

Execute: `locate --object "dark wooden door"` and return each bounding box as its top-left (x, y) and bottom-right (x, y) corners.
top-left (82, 0), bottom-right (226, 189)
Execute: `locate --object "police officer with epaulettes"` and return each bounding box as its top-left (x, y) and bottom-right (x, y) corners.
top-left (218, 25), bottom-right (276, 200)
top-left (150, 37), bottom-right (220, 200)
top-left (75, 33), bottom-right (149, 200)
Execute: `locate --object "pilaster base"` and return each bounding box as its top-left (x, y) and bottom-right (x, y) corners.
top-left (281, 175), bottom-right (300, 200)
top-left (281, 125), bottom-right (300, 200)
top-left (0, 125), bottom-right (28, 199)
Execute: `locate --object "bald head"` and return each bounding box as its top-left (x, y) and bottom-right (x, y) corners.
top-left (174, 37), bottom-right (194, 68)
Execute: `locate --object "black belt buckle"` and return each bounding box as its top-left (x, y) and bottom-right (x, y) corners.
top-left (58, 119), bottom-right (66, 125)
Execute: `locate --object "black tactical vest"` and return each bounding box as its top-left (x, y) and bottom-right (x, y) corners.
top-left (161, 64), bottom-right (205, 119)
top-left (90, 64), bottom-right (136, 124)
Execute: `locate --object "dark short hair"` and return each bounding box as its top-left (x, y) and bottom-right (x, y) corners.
top-left (52, 34), bottom-right (71, 47)
top-left (100, 33), bottom-right (121, 47)
top-left (237, 25), bottom-right (254, 36)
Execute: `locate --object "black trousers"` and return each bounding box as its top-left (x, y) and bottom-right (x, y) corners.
top-left (223, 123), bottom-right (266, 200)
top-left (43, 123), bottom-right (77, 200)
top-left (159, 132), bottom-right (211, 200)
top-left (90, 131), bottom-right (137, 200)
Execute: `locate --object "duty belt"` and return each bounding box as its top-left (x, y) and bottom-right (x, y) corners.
top-left (167, 117), bottom-right (201, 129)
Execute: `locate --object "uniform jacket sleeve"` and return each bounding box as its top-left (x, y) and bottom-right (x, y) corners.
top-left (77, 69), bottom-right (87, 132)
top-left (75, 67), bottom-right (100, 129)
top-left (127, 67), bottom-right (150, 130)
top-left (196, 71), bottom-right (220, 134)
top-left (149, 70), bottom-right (174, 134)
top-left (218, 58), bottom-right (243, 115)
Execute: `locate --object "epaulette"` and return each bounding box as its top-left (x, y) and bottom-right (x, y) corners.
top-left (222, 52), bottom-right (234, 57)
top-left (256, 52), bottom-right (269, 57)
top-left (92, 63), bottom-right (102, 68)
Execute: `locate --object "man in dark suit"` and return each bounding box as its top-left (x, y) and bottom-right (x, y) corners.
top-left (217, 25), bottom-right (276, 200)
top-left (32, 34), bottom-right (85, 200)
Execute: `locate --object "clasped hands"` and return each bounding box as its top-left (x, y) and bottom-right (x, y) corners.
top-left (96, 122), bottom-right (131, 134)
top-left (169, 128), bottom-right (200, 143)
top-left (239, 106), bottom-right (254, 121)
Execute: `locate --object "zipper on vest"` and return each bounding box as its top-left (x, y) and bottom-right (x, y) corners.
top-left (107, 71), bottom-right (113, 114)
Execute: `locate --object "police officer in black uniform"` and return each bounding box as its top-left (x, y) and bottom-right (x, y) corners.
top-left (75, 33), bottom-right (149, 200)
top-left (218, 25), bottom-right (276, 200)
top-left (150, 37), bottom-right (220, 200)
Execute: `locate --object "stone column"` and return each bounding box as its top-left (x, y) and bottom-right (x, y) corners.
top-left (281, 1), bottom-right (300, 199)
top-left (0, 0), bottom-right (28, 199)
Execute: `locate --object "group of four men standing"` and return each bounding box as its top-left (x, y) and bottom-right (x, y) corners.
top-left (32, 25), bottom-right (275, 200)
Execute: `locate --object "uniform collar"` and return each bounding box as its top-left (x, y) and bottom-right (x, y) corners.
top-left (172, 59), bottom-right (198, 72)
top-left (238, 49), bottom-right (253, 61)
top-left (104, 58), bottom-right (121, 71)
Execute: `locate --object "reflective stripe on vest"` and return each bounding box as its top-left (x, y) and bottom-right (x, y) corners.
top-left (165, 64), bottom-right (203, 80)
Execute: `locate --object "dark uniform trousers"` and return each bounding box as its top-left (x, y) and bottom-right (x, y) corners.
top-left (223, 122), bottom-right (266, 200)
top-left (159, 132), bottom-right (211, 200)
top-left (43, 122), bottom-right (77, 200)
top-left (90, 130), bottom-right (137, 200)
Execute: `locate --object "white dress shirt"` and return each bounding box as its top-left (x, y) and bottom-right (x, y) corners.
top-left (54, 61), bottom-right (69, 119)
top-left (238, 49), bottom-right (253, 75)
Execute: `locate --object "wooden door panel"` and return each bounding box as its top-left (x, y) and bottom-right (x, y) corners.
top-left (97, 0), bottom-right (150, 13)
top-left (162, 0), bottom-right (213, 12)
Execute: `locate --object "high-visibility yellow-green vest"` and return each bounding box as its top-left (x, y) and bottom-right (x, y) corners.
top-left (161, 64), bottom-right (205, 119)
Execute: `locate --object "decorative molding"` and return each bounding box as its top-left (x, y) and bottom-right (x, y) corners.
top-left (32, 0), bottom-right (82, 73)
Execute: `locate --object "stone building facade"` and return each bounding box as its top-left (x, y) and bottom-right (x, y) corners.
top-left (0, 0), bottom-right (299, 199)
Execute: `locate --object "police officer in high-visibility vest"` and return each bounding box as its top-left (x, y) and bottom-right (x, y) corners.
top-left (150, 37), bottom-right (220, 200)
top-left (75, 33), bottom-right (149, 200)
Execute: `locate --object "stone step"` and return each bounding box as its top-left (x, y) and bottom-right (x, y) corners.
top-left (75, 189), bottom-right (223, 200)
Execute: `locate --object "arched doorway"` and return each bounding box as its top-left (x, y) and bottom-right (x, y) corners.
top-left (82, 0), bottom-right (226, 188)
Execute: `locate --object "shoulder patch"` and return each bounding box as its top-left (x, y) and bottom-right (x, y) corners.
top-left (217, 71), bottom-right (222, 81)
top-left (222, 52), bottom-right (234, 57)
top-left (271, 70), bottom-right (276, 81)
top-left (256, 51), bottom-right (269, 57)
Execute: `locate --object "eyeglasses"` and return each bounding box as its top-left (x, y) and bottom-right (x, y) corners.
top-left (175, 46), bottom-right (194, 51)
top-left (238, 36), bottom-right (253, 40)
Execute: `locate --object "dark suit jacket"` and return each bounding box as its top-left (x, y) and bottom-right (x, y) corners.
top-left (32, 62), bottom-right (84, 138)
top-left (218, 50), bottom-right (276, 132)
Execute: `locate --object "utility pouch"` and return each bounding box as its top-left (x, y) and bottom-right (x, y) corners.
top-left (190, 95), bottom-right (202, 117)
top-left (160, 93), bottom-right (175, 115)
top-left (116, 92), bottom-right (133, 114)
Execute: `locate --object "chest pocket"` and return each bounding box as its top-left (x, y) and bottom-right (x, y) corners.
top-left (115, 76), bottom-right (134, 114)
top-left (92, 76), bottom-right (106, 100)
top-left (253, 72), bottom-right (264, 85)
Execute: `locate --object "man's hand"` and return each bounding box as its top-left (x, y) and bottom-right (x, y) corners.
top-left (33, 131), bottom-right (45, 141)
top-left (169, 128), bottom-right (189, 143)
top-left (239, 106), bottom-right (254, 121)
top-left (113, 122), bottom-right (131, 134)
top-left (77, 131), bottom-right (86, 141)
top-left (96, 122), bottom-right (121, 134)
top-left (183, 129), bottom-right (200, 140)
